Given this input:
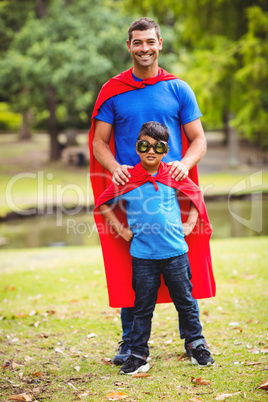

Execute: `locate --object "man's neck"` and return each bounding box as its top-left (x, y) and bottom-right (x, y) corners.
top-left (132, 65), bottom-right (159, 80)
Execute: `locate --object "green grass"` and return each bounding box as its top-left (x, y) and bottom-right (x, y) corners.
top-left (0, 238), bottom-right (268, 401)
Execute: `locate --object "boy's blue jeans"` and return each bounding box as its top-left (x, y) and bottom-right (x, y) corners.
top-left (121, 301), bottom-right (199, 343)
top-left (127, 253), bottom-right (204, 359)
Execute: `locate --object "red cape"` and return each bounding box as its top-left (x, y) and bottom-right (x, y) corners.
top-left (95, 162), bottom-right (215, 307)
top-left (89, 67), bottom-right (208, 307)
top-left (89, 67), bottom-right (199, 204)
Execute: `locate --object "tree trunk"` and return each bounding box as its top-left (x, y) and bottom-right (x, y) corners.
top-left (36, 0), bottom-right (46, 18)
top-left (19, 110), bottom-right (33, 140)
top-left (225, 112), bottom-right (239, 168)
top-left (222, 109), bottom-right (230, 146)
top-left (47, 86), bottom-right (60, 161)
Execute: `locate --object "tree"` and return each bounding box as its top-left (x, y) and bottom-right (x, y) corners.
top-left (233, 6), bottom-right (268, 148)
top-left (0, 0), bottom-right (132, 159)
top-left (0, 0), bottom-right (37, 139)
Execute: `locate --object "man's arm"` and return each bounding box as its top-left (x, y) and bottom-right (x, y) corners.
top-left (168, 118), bottom-right (207, 181)
top-left (93, 120), bottom-right (133, 185)
top-left (99, 203), bottom-right (133, 242)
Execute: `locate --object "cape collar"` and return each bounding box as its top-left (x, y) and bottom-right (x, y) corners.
top-left (111, 67), bottom-right (178, 89)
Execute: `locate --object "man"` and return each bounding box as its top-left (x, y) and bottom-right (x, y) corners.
top-left (90, 17), bottom-right (208, 365)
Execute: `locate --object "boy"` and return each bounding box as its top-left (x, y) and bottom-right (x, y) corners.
top-left (97, 121), bottom-right (215, 374)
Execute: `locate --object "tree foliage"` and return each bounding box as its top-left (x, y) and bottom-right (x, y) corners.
top-left (0, 0), bottom-right (178, 158)
top-left (124, 0), bottom-right (268, 148)
top-left (0, 0), bottom-right (132, 159)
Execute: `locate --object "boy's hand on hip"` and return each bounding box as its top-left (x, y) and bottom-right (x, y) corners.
top-left (120, 227), bottom-right (134, 242)
top-left (182, 222), bottom-right (195, 236)
top-left (112, 164), bottom-right (134, 185)
top-left (167, 161), bottom-right (188, 181)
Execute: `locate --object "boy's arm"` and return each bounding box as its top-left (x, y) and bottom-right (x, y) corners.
top-left (99, 203), bottom-right (133, 242)
top-left (182, 202), bottom-right (199, 236)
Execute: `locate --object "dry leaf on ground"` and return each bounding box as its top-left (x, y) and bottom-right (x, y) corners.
top-left (47, 310), bottom-right (56, 315)
top-left (77, 391), bottom-right (92, 398)
top-left (215, 392), bottom-right (241, 400)
top-left (8, 393), bottom-right (32, 401)
top-left (87, 333), bottom-right (97, 338)
top-left (178, 354), bottom-right (187, 361)
top-left (244, 361), bottom-right (261, 366)
top-left (191, 377), bottom-right (210, 386)
top-left (259, 378), bottom-right (268, 390)
top-left (104, 391), bottom-right (129, 400)
top-left (248, 348), bottom-right (259, 354)
top-left (114, 381), bottom-right (125, 386)
top-left (24, 356), bottom-right (33, 362)
top-left (54, 347), bottom-right (64, 354)
top-left (11, 362), bottom-right (23, 370)
top-left (261, 347), bottom-right (268, 354)
top-left (103, 357), bottom-right (112, 364)
top-left (74, 366), bottom-right (81, 372)
top-left (68, 382), bottom-right (77, 389)
top-left (189, 398), bottom-right (203, 402)
top-left (131, 372), bottom-right (151, 378)
top-left (32, 371), bottom-right (42, 377)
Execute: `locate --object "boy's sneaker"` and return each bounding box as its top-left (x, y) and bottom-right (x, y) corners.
top-left (119, 355), bottom-right (150, 375)
top-left (113, 341), bottom-right (131, 365)
top-left (191, 345), bottom-right (215, 367)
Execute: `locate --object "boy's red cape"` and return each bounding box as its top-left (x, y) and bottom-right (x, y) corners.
top-left (89, 67), bottom-right (215, 307)
top-left (95, 162), bottom-right (215, 307)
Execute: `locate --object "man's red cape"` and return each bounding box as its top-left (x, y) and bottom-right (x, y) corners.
top-left (89, 68), bottom-right (212, 307)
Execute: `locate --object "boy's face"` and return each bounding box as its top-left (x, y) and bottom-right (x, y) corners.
top-left (136, 135), bottom-right (168, 170)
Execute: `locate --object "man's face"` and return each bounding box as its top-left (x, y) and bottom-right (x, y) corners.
top-left (127, 28), bottom-right (163, 70)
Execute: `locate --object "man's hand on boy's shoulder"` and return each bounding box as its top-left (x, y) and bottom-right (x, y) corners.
top-left (112, 164), bottom-right (134, 186)
top-left (167, 161), bottom-right (189, 181)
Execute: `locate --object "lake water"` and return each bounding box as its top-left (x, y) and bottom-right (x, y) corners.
top-left (0, 196), bottom-right (267, 249)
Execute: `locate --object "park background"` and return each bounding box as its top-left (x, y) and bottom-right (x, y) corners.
top-left (0, 1), bottom-right (267, 401)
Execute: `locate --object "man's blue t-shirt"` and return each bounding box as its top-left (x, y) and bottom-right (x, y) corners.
top-left (96, 75), bottom-right (202, 166)
top-left (108, 180), bottom-right (188, 260)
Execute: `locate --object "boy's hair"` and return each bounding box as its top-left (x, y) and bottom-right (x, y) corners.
top-left (138, 121), bottom-right (169, 142)
top-left (128, 17), bottom-right (161, 42)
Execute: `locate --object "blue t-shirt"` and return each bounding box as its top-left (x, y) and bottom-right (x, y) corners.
top-left (96, 75), bottom-right (202, 166)
top-left (108, 180), bottom-right (188, 259)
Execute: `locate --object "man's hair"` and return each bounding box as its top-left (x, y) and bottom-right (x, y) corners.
top-left (138, 121), bottom-right (169, 142)
top-left (128, 17), bottom-right (161, 42)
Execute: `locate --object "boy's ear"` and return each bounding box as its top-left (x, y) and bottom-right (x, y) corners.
top-left (164, 145), bottom-right (169, 157)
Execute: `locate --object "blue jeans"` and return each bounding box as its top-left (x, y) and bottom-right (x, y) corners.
top-left (121, 301), bottom-right (200, 342)
top-left (128, 254), bottom-right (204, 359)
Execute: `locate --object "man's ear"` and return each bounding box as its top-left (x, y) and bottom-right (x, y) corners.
top-left (159, 37), bottom-right (163, 51)
top-left (126, 40), bottom-right (131, 52)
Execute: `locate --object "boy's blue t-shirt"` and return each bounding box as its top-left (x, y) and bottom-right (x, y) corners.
top-left (108, 180), bottom-right (188, 260)
top-left (95, 76), bottom-right (202, 166)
